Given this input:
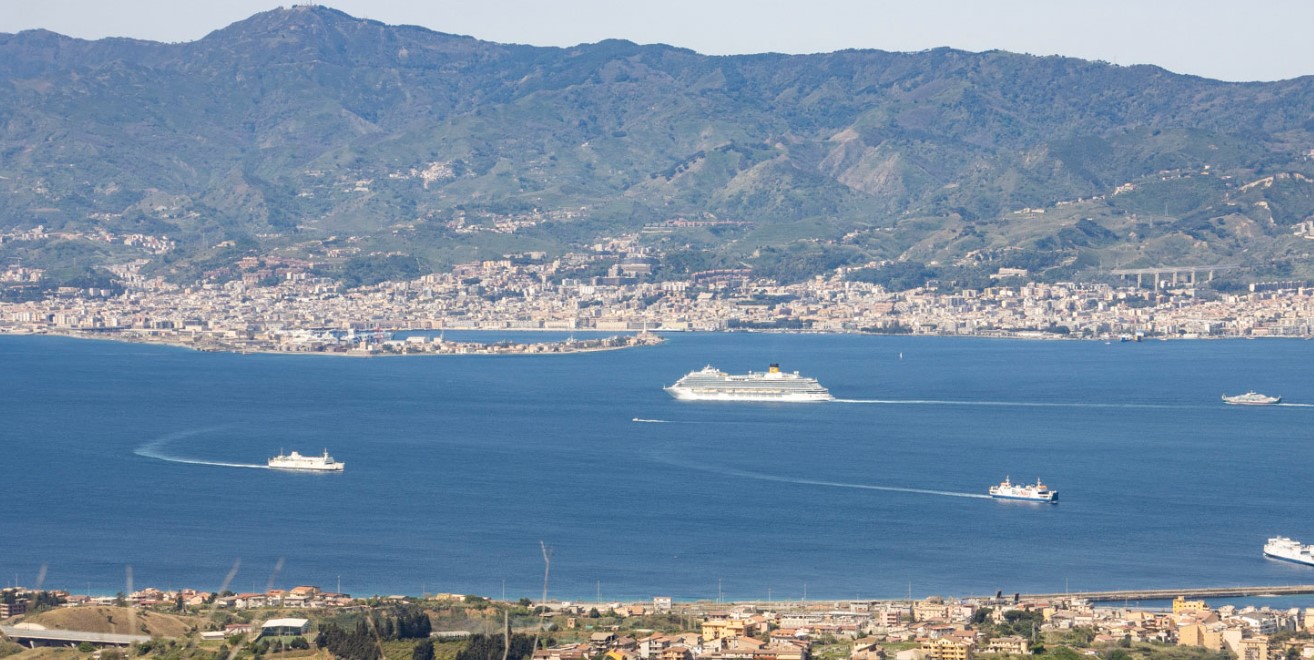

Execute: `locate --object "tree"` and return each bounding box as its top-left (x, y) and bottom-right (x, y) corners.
top-left (457, 634), bottom-right (538, 660)
top-left (414, 639), bottom-right (436, 660)
top-left (1047, 647), bottom-right (1082, 660)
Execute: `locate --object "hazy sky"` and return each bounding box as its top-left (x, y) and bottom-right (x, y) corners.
top-left (2, 0), bottom-right (1311, 83)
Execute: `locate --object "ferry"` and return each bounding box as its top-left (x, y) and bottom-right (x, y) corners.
top-left (267, 449), bottom-right (345, 472)
top-left (664, 364), bottom-right (833, 402)
top-left (988, 476), bottom-right (1058, 503)
top-left (1222, 392), bottom-right (1281, 406)
top-left (1264, 536), bottom-right (1314, 566)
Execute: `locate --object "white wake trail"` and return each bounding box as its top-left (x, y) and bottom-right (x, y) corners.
top-left (135, 428), bottom-right (270, 470)
top-left (653, 454), bottom-right (990, 500)
top-left (834, 398), bottom-right (1187, 410)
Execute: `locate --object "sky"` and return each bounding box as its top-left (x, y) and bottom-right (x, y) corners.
top-left (1, 0), bottom-right (1311, 83)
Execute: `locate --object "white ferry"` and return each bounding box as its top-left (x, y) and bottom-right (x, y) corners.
top-left (1264, 536), bottom-right (1314, 566)
top-left (267, 449), bottom-right (345, 472)
top-left (1222, 392), bottom-right (1282, 406)
top-left (988, 476), bottom-right (1058, 503)
top-left (664, 364), bottom-right (833, 402)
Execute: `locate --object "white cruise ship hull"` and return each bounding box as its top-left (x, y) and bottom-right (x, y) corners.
top-left (664, 386), bottom-right (833, 403)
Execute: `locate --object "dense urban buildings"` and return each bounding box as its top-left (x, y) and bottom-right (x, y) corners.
top-left (3, 232), bottom-right (1314, 353)
top-left (3, 584), bottom-right (1313, 659)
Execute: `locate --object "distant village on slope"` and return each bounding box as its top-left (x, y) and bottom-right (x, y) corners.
top-left (0, 582), bottom-right (1306, 659)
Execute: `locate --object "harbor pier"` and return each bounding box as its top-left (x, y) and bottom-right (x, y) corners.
top-left (1011, 584), bottom-right (1314, 602)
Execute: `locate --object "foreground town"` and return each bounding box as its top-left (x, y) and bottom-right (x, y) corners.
top-left (4, 231), bottom-right (1314, 354)
top-left (1, 583), bottom-right (1307, 659)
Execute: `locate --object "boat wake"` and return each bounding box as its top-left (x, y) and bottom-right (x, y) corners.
top-left (834, 398), bottom-right (1185, 410)
top-left (651, 454), bottom-right (990, 500)
top-left (1277, 403), bottom-right (1314, 408)
top-left (135, 429), bottom-right (269, 470)
top-left (632, 418), bottom-right (672, 423)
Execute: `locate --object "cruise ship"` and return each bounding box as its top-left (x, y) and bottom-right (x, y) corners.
top-left (267, 449), bottom-right (345, 472)
top-left (1264, 536), bottom-right (1314, 566)
top-left (664, 364), bottom-right (833, 402)
top-left (988, 477), bottom-right (1058, 503)
top-left (1222, 391), bottom-right (1282, 406)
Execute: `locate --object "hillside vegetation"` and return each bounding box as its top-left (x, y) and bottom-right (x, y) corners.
top-left (19, 606), bottom-right (201, 638)
top-left (2, 6), bottom-right (1314, 286)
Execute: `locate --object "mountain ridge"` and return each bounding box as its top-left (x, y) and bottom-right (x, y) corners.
top-left (2, 5), bottom-right (1313, 292)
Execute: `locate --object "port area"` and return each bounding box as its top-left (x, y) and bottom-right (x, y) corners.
top-left (994, 584), bottom-right (1314, 602)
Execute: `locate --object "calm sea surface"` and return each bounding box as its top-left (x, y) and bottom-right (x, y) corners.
top-left (6, 332), bottom-right (1314, 603)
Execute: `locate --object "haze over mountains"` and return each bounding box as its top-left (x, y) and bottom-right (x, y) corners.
top-left (2, 5), bottom-right (1314, 291)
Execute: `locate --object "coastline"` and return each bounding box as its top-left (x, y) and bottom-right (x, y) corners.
top-left (0, 326), bottom-right (666, 357)
top-left (0, 322), bottom-right (1297, 359)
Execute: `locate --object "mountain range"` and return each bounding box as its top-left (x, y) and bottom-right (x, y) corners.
top-left (2, 5), bottom-right (1314, 291)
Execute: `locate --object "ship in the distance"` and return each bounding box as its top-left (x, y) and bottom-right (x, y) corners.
top-left (1222, 391), bottom-right (1282, 406)
top-left (267, 449), bottom-right (345, 472)
top-left (664, 364), bottom-right (833, 402)
top-left (1263, 536), bottom-right (1314, 566)
top-left (988, 476), bottom-right (1058, 503)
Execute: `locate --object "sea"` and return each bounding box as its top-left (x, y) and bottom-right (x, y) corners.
top-left (6, 331), bottom-right (1314, 606)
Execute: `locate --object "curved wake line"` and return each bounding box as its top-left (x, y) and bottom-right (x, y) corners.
top-left (652, 454), bottom-right (990, 500)
top-left (135, 428), bottom-right (270, 470)
top-left (834, 398), bottom-right (1190, 410)
top-left (632, 417), bottom-right (741, 425)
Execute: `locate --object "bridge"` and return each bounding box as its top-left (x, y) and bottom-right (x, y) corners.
top-left (1110, 265), bottom-right (1242, 288)
top-left (0, 625), bottom-right (152, 648)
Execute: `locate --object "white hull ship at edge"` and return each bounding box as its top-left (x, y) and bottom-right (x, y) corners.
top-left (268, 449), bottom-right (345, 472)
top-left (988, 476), bottom-right (1058, 503)
top-left (664, 364), bottom-right (833, 402)
top-left (1222, 391), bottom-right (1282, 406)
top-left (1264, 536), bottom-right (1314, 566)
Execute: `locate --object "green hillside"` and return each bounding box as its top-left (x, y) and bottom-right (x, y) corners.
top-left (1, 5), bottom-right (1313, 289)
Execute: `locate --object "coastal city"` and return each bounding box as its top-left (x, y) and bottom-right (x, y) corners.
top-left (4, 232), bottom-right (1314, 354)
top-left (2, 582), bottom-right (1310, 658)
top-left (10, 5), bottom-right (1314, 660)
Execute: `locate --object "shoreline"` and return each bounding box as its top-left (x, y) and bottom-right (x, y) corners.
top-left (0, 327), bottom-right (665, 357)
top-left (0, 324), bottom-right (1302, 358)
top-left (0, 322), bottom-right (1303, 357)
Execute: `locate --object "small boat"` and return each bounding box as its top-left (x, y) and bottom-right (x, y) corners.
top-left (988, 476), bottom-right (1058, 503)
top-left (1222, 392), bottom-right (1281, 406)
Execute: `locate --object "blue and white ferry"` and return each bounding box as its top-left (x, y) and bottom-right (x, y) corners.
top-left (1264, 536), bottom-right (1314, 566)
top-left (989, 476), bottom-right (1058, 503)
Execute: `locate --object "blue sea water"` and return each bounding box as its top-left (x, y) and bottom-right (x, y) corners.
top-left (5, 332), bottom-right (1314, 604)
